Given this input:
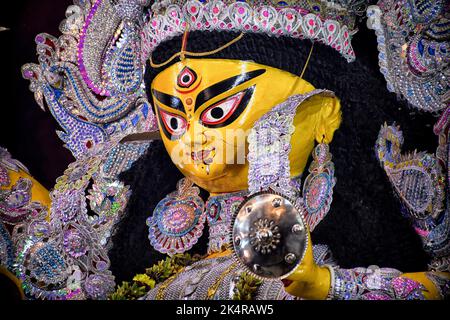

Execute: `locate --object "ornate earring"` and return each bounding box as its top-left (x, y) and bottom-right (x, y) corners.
top-left (302, 140), bottom-right (336, 231)
top-left (147, 178), bottom-right (206, 255)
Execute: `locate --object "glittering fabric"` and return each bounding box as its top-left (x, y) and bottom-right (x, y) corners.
top-left (147, 178), bottom-right (206, 255)
top-left (328, 265), bottom-right (426, 300)
top-left (248, 89), bottom-right (335, 198)
top-left (367, 0), bottom-right (449, 112)
top-left (205, 191), bottom-right (248, 254)
top-left (142, 0), bottom-right (363, 63)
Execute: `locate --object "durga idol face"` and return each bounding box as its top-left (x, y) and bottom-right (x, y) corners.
top-left (151, 58), bottom-right (341, 194)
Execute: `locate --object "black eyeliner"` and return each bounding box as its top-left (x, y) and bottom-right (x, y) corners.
top-left (194, 69), bottom-right (265, 111)
top-left (152, 89), bottom-right (185, 113)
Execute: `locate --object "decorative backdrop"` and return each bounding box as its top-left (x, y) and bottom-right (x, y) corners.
top-left (0, 0), bottom-right (439, 286)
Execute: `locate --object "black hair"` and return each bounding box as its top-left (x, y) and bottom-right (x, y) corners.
top-left (109, 25), bottom-right (437, 283)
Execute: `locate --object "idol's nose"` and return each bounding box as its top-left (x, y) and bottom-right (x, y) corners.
top-left (194, 132), bottom-right (208, 146)
top-left (183, 122), bottom-right (208, 147)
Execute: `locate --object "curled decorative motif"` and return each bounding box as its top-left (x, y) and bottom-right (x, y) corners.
top-left (205, 191), bottom-right (248, 254)
top-left (247, 89), bottom-right (335, 202)
top-left (376, 123), bottom-right (449, 261)
top-left (87, 180), bottom-right (131, 218)
top-left (376, 124), bottom-right (445, 220)
top-left (0, 143), bottom-right (139, 300)
top-left (0, 177), bottom-right (49, 227)
top-left (367, 1), bottom-right (449, 112)
top-left (22, 1), bottom-right (157, 159)
top-left (302, 143), bottom-right (336, 231)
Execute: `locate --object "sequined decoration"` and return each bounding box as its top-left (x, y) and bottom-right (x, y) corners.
top-left (376, 123), bottom-right (449, 267)
top-left (303, 143), bottom-right (336, 231)
top-left (367, 1), bottom-right (449, 112)
top-left (21, 0), bottom-right (157, 159)
top-left (0, 178), bottom-right (40, 225)
top-left (87, 180), bottom-right (131, 218)
top-left (328, 265), bottom-right (426, 300)
top-left (0, 165), bottom-right (9, 187)
top-left (0, 222), bottom-right (14, 269)
top-left (247, 89), bottom-right (336, 230)
top-left (2, 141), bottom-right (135, 299)
top-left (147, 178), bottom-right (206, 255)
top-left (205, 191), bottom-right (248, 254)
top-left (143, 0), bottom-right (367, 63)
top-left (376, 124), bottom-right (445, 219)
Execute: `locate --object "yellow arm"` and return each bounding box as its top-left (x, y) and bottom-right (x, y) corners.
top-left (1, 168), bottom-right (51, 211)
top-left (401, 271), bottom-right (449, 300)
top-left (283, 230), bottom-right (449, 300)
top-left (283, 232), bottom-right (331, 300)
top-left (1, 154), bottom-right (52, 299)
top-left (285, 267), bottom-right (449, 300)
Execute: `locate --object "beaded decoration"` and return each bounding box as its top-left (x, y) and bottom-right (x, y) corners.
top-left (327, 265), bottom-right (427, 300)
top-left (247, 89), bottom-right (337, 230)
top-left (205, 191), bottom-right (248, 254)
top-left (0, 142), bottom-right (142, 299)
top-left (8, 0), bottom-right (449, 300)
top-left (22, 0), bottom-right (158, 159)
top-left (376, 123), bottom-right (450, 263)
top-left (147, 178), bottom-right (206, 255)
top-left (303, 143), bottom-right (336, 231)
top-left (0, 222), bottom-right (14, 269)
top-left (367, 0), bottom-right (449, 112)
top-left (376, 124), bottom-right (445, 220)
top-left (142, 0), bottom-right (368, 63)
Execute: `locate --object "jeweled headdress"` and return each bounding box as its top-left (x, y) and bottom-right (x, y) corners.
top-left (142, 0), bottom-right (368, 64)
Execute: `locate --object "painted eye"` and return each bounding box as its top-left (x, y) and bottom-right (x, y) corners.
top-left (159, 109), bottom-right (187, 137)
top-left (200, 91), bottom-right (245, 126)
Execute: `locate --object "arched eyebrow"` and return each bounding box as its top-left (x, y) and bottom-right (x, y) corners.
top-left (194, 69), bottom-right (266, 112)
top-left (152, 89), bottom-right (185, 113)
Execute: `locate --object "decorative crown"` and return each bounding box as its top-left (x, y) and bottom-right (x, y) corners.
top-left (141, 0), bottom-right (370, 63)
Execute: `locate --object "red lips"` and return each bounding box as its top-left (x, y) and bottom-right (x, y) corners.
top-left (191, 148), bottom-right (215, 162)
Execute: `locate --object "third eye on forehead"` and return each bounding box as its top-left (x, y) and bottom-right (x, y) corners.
top-left (152, 69), bottom-right (266, 113)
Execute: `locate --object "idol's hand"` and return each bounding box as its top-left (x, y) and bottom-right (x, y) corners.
top-left (282, 230), bottom-right (331, 300)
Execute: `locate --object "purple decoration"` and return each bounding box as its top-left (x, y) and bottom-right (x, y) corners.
top-left (35, 35), bottom-right (45, 44)
top-left (147, 178), bottom-right (206, 255)
top-left (248, 90), bottom-right (336, 231)
top-left (77, 0), bottom-right (111, 97)
top-left (84, 274), bottom-right (114, 299)
top-left (52, 190), bottom-right (83, 223)
top-left (63, 229), bottom-right (88, 258)
top-left (205, 191), bottom-right (247, 254)
top-left (23, 70), bottom-right (34, 79)
top-left (0, 165), bottom-right (9, 187)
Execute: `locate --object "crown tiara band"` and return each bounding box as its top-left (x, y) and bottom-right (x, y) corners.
top-left (140, 0), bottom-right (366, 64)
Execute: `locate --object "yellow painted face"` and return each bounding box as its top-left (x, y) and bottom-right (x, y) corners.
top-left (151, 58), bottom-right (341, 194)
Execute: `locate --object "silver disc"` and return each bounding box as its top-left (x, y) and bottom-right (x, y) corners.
top-left (231, 191), bottom-right (308, 279)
